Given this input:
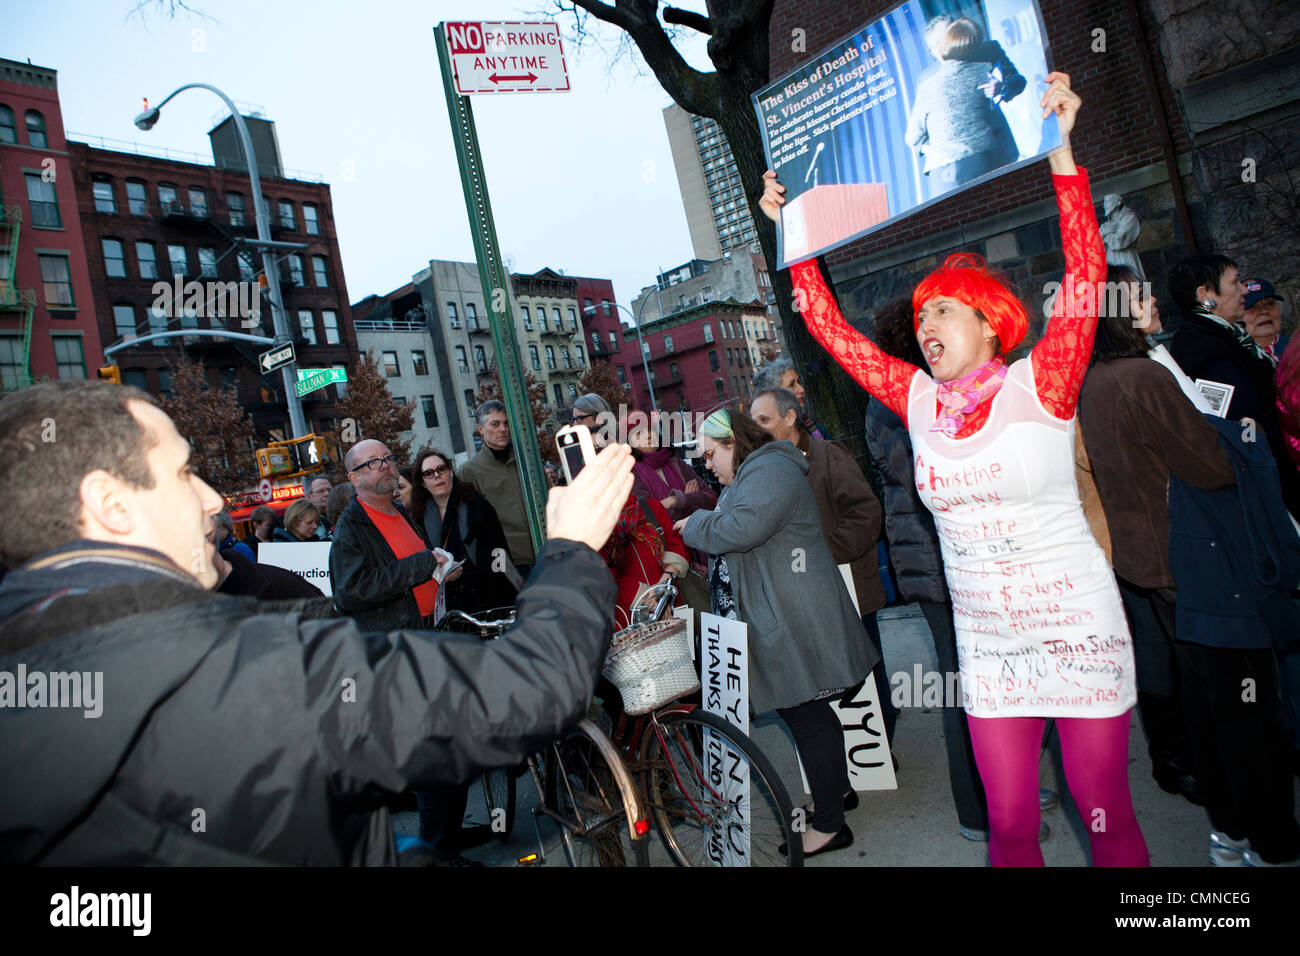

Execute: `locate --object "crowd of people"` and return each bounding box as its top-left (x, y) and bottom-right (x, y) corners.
top-left (1, 73), bottom-right (1297, 869)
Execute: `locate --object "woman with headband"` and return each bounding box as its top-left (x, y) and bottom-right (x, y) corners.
top-left (675, 407), bottom-right (877, 858)
top-left (760, 73), bottom-right (1148, 866)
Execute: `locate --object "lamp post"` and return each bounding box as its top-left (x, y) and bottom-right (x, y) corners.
top-left (584, 298), bottom-right (658, 413)
top-left (135, 84), bottom-right (307, 438)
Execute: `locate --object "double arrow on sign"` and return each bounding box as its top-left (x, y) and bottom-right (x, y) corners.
top-left (488, 72), bottom-right (538, 84)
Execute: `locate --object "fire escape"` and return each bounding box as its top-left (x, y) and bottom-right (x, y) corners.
top-left (0, 203), bottom-right (37, 388)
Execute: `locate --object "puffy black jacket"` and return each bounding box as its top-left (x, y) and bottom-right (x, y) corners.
top-left (863, 397), bottom-right (948, 604)
top-left (0, 538), bottom-right (615, 865)
top-left (329, 498), bottom-right (437, 631)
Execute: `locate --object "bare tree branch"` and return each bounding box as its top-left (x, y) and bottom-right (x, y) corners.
top-left (663, 6), bottom-right (712, 34)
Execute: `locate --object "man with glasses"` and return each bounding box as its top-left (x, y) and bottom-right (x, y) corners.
top-left (459, 400), bottom-right (535, 576)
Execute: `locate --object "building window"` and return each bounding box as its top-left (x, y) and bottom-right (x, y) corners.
top-left (92, 180), bottom-right (116, 214)
top-left (568, 382), bottom-right (578, 399)
top-left (616, 365), bottom-right (627, 385)
top-left (288, 254), bottom-right (304, 285)
top-left (147, 305), bottom-right (167, 334)
top-left (303, 203), bottom-right (319, 235)
top-left (412, 350), bottom-right (429, 376)
top-left (464, 389), bottom-right (476, 412)
top-left (382, 350), bottom-right (399, 376)
top-left (227, 191), bottom-right (246, 226)
top-left (238, 254), bottom-right (255, 281)
top-left (538, 307), bottom-right (548, 332)
top-left (676, 389), bottom-right (686, 410)
top-left (25, 110), bottom-right (48, 148)
top-left (552, 307), bottom-right (563, 330)
top-left (198, 247), bottom-right (218, 278)
top-left (278, 200), bottom-right (295, 230)
top-left (474, 345), bottom-right (487, 371)
top-left (447, 302), bottom-right (459, 328)
top-left (188, 188), bottom-right (208, 218)
top-left (545, 345), bottom-right (556, 370)
top-left (567, 307), bottom-right (577, 330)
top-left (298, 310), bottom-right (316, 345)
top-left (322, 309), bottom-right (340, 344)
top-left (521, 305), bottom-right (532, 330)
top-left (641, 340), bottom-right (650, 358)
top-left (456, 345), bottom-right (468, 372)
top-left (102, 239), bottom-right (127, 278)
top-left (602, 299), bottom-right (612, 316)
top-left (664, 334), bottom-right (674, 353)
top-left (158, 183), bottom-right (178, 212)
top-left (38, 254), bottom-right (73, 307)
top-left (466, 302), bottom-right (478, 330)
top-left (52, 336), bottom-right (85, 379)
top-left (0, 337), bottom-right (24, 389)
top-left (590, 331), bottom-right (600, 352)
top-left (25, 173), bottom-right (60, 228)
top-left (574, 344), bottom-right (584, 367)
top-left (167, 244), bottom-right (188, 277)
top-left (554, 383), bottom-right (564, 405)
top-left (715, 378), bottom-right (725, 398)
top-left (560, 345), bottom-right (571, 368)
top-left (703, 322), bottom-right (713, 343)
top-left (529, 345), bottom-right (540, 370)
top-left (421, 395), bottom-right (439, 428)
top-left (112, 304), bottom-right (136, 338)
top-left (670, 361), bottom-right (679, 379)
top-left (583, 297), bottom-right (593, 312)
top-left (708, 349), bottom-right (719, 372)
top-left (312, 256), bottom-right (329, 287)
top-left (0, 106), bottom-right (15, 143)
top-left (393, 396), bottom-right (407, 407)
top-left (608, 330), bottom-right (618, 349)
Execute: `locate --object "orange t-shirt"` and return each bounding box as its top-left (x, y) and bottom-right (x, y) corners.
top-left (359, 500), bottom-right (438, 618)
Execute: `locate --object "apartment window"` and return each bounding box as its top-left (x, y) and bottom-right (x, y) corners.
top-left (616, 365), bottom-right (627, 385)
top-left (703, 322), bottom-right (714, 343)
top-left (456, 345), bottom-right (469, 372)
top-left (382, 350), bottom-right (400, 376)
top-left (474, 345), bottom-right (487, 371)
top-left (708, 349), bottom-right (719, 372)
top-left (298, 310), bottom-right (316, 345)
top-left (545, 345), bottom-right (556, 370)
top-left (412, 350), bottom-right (429, 376)
top-left (198, 247), bottom-right (218, 278)
top-left (112, 304), bottom-right (136, 338)
top-left (529, 345), bottom-right (540, 371)
top-left (238, 254), bottom-right (256, 281)
top-left (421, 395), bottom-right (439, 428)
top-left (312, 256), bottom-right (329, 287)
top-left (591, 330), bottom-right (600, 352)
top-left (602, 299), bottom-right (612, 316)
top-left (715, 378), bottom-right (726, 398)
top-left (158, 183), bottom-right (178, 211)
top-left (664, 334), bottom-right (674, 353)
top-left (393, 396), bottom-right (407, 407)
top-left (92, 180), bottom-right (116, 214)
top-left (188, 188), bottom-right (208, 218)
top-left (25, 174), bottom-right (60, 228)
top-left (38, 254), bottom-right (73, 307)
top-left (574, 344), bottom-right (584, 367)
top-left (466, 302), bottom-right (478, 330)
top-left (52, 336), bottom-right (85, 379)
top-left (521, 305), bottom-right (532, 330)
top-left (676, 390), bottom-right (686, 410)
top-left (303, 203), bottom-right (319, 235)
top-left (25, 110), bottom-right (48, 148)
top-left (538, 307), bottom-right (548, 332)
top-left (670, 361), bottom-right (679, 379)
top-left (608, 330), bottom-right (618, 349)
top-left (552, 307), bottom-right (563, 330)
top-left (447, 302), bottom-right (460, 328)
top-left (567, 307), bottom-right (577, 330)
top-left (148, 305), bottom-right (167, 334)
top-left (640, 340), bottom-right (650, 358)
top-left (0, 106), bottom-right (15, 143)
top-left (560, 345), bottom-right (571, 368)
top-left (464, 389), bottom-right (476, 412)
top-left (227, 191), bottom-right (246, 226)
top-left (554, 383), bottom-right (564, 405)
top-left (168, 244), bottom-right (188, 277)
top-left (288, 254), bottom-right (304, 285)
top-left (278, 200), bottom-right (295, 230)
top-left (568, 382), bottom-right (579, 399)
top-left (322, 309), bottom-right (340, 345)
top-left (0, 336), bottom-right (24, 389)
top-left (102, 239), bottom-right (127, 278)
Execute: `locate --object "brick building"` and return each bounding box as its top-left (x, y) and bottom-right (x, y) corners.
top-left (766, 0), bottom-right (1300, 338)
top-left (573, 273), bottom-right (627, 385)
top-left (0, 58), bottom-right (103, 389)
top-left (67, 122), bottom-right (358, 442)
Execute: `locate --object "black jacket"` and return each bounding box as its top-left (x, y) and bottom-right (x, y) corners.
top-left (218, 548), bottom-right (327, 602)
top-left (419, 492), bottom-right (517, 615)
top-left (329, 498), bottom-right (437, 631)
top-left (863, 397), bottom-right (948, 604)
top-left (0, 538), bottom-right (616, 865)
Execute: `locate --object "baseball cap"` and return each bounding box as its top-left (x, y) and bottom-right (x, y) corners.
top-left (1242, 278), bottom-right (1285, 310)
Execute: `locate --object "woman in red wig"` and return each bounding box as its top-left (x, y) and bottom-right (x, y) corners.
top-left (761, 73), bottom-right (1147, 866)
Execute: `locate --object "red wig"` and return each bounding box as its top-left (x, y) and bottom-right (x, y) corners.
top-left (913, 253), bottom-right (1028, 352)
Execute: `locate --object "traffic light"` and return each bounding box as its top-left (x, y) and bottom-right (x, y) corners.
top-left (97, 365), bottom-right (121, 386)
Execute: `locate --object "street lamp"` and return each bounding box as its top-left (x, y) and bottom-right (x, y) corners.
top-left (583, 298), bottom-right (658, 413)
top-left (134, 85), bottom-right (307, 439)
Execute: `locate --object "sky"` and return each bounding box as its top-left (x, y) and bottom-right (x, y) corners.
top-left (6, 0), bottom-right (715, 317)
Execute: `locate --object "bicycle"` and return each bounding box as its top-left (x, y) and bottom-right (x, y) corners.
top-left (438, 607), bottom-right (651, 867)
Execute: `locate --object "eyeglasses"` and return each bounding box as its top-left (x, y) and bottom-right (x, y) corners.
top-left (422, 464), bottom-right (450, 480)
top-left (351, 453), bottom-right (399, 472)
top-left (571, 412), bottom-right (595, 425)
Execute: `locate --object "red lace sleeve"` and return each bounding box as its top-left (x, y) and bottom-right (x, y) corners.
top-left (1029, 169), bottom-right (1106, 419)
top-left (791, 259), bottom-right (919, 424)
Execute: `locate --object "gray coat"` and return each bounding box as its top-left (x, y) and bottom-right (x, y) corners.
top-left (681, 441), bottom-right (877, 713)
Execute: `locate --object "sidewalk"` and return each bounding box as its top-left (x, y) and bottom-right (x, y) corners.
top-left (398, 603), bottom-right (1269, 867)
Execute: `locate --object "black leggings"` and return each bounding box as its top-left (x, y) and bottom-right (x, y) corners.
top-left (778, 696), bottom-right (850, 834)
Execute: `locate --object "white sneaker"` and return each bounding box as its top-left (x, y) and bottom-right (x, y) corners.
top-left (1242, 848), bottom-right (1300, 867)
top-left (1208, 830), bottom-right (1249, 866)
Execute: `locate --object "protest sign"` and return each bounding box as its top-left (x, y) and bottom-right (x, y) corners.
top-left (256, 542), bottom-right (333, 596)
top-left (753, 0), bottom-right (1059, 266)
top-left (700, 612), bottom-right (751, 866)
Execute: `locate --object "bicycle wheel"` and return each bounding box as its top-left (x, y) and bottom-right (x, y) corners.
top-left (481, 767), bottom-right (517, 842)
top-left (547, 721), bottom-right (650, 867)
top-left (640, 708), bottom-right (802, 866)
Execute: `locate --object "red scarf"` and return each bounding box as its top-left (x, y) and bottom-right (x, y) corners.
top-left (601, 495), bottom-right (664, 571)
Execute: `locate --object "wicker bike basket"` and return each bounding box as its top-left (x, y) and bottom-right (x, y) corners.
top-left (602, 618), bottom-right (700, 715)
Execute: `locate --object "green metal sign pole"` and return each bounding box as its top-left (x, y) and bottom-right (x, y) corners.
top-left (434, 23), bottom-right (548, 558)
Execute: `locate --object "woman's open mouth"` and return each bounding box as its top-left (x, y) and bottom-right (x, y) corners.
top-left (923, 337), bottom-right (945, 363)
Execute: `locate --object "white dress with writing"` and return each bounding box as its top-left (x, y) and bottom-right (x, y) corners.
top-left (908, 359), bottom-right (1135, 719)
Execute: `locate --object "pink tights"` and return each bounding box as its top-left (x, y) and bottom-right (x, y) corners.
top-left (966, 711), bottom-right (1149, 866)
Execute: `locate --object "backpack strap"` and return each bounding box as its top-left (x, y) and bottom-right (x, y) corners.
top-left (636, 497), bottom-right (662, 533)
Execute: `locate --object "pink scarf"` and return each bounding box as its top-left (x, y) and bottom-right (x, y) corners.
top-left (633, 448), bottom-right (687, 500)
top-left (932, 356), bottom-right (1008, 437)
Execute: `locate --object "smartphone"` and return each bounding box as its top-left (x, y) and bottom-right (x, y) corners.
top-left (555, 423), bottom-right (596, 484)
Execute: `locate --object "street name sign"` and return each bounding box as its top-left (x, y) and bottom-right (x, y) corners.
top-left (295, 367), bottom-right (347, 397)
top-left (444, 21), bottom-right (570, 94)
top-left (259, 343), bottom-right (295, 375)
